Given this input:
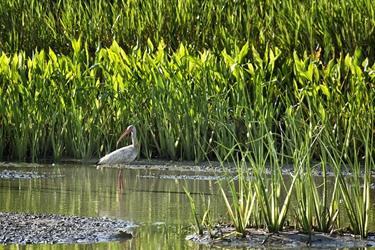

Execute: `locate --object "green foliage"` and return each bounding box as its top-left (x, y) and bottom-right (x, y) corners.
top-left (1, 0), bottom-right (375, 61)
top-left (216, 149), bottom-right (258, 236)
top-left (1, 39), bottom-right (375, 166)
top-left (250, 130), bottom-right (298, 233)
top-left (184, 188), bottom-right (214, 236)
top-left (183, 44), bottom-right (374, 238)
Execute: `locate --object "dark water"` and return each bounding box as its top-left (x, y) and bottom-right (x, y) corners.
top-left (1, 162), bottom-right (375, 250)
top-left (0, 162), bottom-right (225, 249)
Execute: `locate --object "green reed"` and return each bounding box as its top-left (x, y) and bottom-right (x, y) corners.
top-left (184, 188), bottom-right (203, 235)
top-left (253, 131), bottom-right (299, 233)
top-left (1, 38), bottom-right (374, 166)
top-left (182, 44), bottom-right (374, 237)
top-left (283, 106), bottom-right (339, 236)
top-left (214, 143), bottom-right (257, 236)
top-left (318, 92), bottom-right (374, 238)
top-left (1, 0), bottom-right (375, 62)
top-left (1, 34), bottom-right (373, 237)
top-left (184, 188), bottom-right (214, 236)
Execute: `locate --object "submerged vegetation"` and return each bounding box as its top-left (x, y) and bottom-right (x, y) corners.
top-left (1, 0), bottom-right (375, 240)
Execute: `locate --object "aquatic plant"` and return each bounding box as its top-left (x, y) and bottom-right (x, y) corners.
top-left (1, 0), bottom-right (375, 62)
top-left (216, 148), bottom-right (257, 236)
top-left (251, 132), bottom-right (299, 233)
top-left (212, 121), bottom-right (297, 234)
top-left (319, 109), bottom-right (373, 238)
top-left (184, 188), bottom-right (203, 235)
top-left (184, 47), bottom-right (374, 237)
top-left (184, 188), bottom-right (214, 236)
top-left (2, 36), bottom-right (375, 165)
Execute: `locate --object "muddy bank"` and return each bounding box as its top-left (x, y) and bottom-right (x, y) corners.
top-left (0, 169), bottom-right (64, 179)
top-left (186, 227), bottom-right (375, 249)
top-left (3, 159), bottom-right (375, 178)
top-left (0, 212), bottom-right (136, 245)
top-left (102, 160), bottom-right (375, 178)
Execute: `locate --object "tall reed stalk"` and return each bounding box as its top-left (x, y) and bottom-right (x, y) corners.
top-left (2, 0), bottom-right (375, 62)
top-left (216, 146), bottom-right (257, 236)
top-left (1, 38), bottom-right (375, 172)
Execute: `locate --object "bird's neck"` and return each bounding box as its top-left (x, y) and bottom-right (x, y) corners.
top-left (131, 132), bottom-right (137, 147)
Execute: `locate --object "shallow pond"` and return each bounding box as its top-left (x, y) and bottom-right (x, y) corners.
top-left (1, 161), bottom-right (375, 250)
top-left (0, 161), bottom-right (227, 249)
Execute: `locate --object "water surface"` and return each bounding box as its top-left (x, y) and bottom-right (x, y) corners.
top-left (0, 162), bottom-right (224, 249)
top-left (1, 162), bottom-right (375, 250)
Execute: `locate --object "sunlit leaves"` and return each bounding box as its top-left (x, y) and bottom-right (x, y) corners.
top-left (0, 39), bottom-right (374, 170)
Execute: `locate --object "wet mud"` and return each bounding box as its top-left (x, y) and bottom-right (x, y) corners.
top-left (0, 169), bottom-right (64, 179)
top-left (186, 227), bottom-right (375, 249)
top-left (0, 212), bottom-right (135, 245)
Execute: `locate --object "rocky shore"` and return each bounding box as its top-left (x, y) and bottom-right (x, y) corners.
top-left (186, 227), bottom-right (375, 249)
top-left (0, 212), bottom-right (136, 245)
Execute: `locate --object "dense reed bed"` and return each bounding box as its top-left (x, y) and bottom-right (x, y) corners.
top-left (2, 0), bottom-right (375, 162)
top-left (1, 0), bottom-right (375, 61)
top-left (1, 39), bottom-right (375, 164)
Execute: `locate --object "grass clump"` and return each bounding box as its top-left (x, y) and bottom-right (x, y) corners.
top-left (184, 188), bottom-right (215, 236)
top-left (217, 151), bottom-right (257, 236)
top-left (184, 48), bottom-right (375, 237)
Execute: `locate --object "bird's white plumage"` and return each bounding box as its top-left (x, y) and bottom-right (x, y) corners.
top-left (96, 144), bottom-right (137, 168)
top-left (96, 125), bottom-right (138, 168)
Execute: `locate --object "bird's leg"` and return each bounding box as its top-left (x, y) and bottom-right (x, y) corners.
top-left (118, 169), bottom-right (124, 190)
top-left (118, 168), bottom-right (123, 179)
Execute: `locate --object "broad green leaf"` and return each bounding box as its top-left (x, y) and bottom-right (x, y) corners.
top-left (319, 84), bottom-right (331, 100)
top-left (237, 42), bottom-right (249, 64)
top-left (318, 102), bottom-right (326, 122)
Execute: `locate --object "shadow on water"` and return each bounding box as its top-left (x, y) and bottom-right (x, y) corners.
top-left (0, 162), bottom-right (225, 249)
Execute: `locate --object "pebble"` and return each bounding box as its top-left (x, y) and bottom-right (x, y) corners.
top-left (0, 212), bottom-right (136, 245)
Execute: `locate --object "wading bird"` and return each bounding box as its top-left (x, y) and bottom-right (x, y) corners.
top-left (96, 125), bottom-right (138, 189)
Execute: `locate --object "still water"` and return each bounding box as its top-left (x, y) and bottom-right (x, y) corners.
top-left (0, 162), bottom-right (226, 249)
top-left (1, 162), bottom-right (375, 250)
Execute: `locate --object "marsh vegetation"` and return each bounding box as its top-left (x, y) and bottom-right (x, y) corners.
top-left (1, 0), bottom-right (375, 242)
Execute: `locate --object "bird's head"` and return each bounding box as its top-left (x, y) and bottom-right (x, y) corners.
top-left (116, 125), bottom-right (136, 148)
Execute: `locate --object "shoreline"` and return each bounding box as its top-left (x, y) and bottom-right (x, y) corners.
top-left (0, 212), bottom-right (135, 245)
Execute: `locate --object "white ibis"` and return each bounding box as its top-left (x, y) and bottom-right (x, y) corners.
top-left (96, 125), bottom-right (138, 189)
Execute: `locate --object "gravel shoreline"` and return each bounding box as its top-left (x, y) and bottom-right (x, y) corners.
top-left (0, 212), bottom-right (136, 245)
top-left (186, 227), bottom-right (375, 249)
